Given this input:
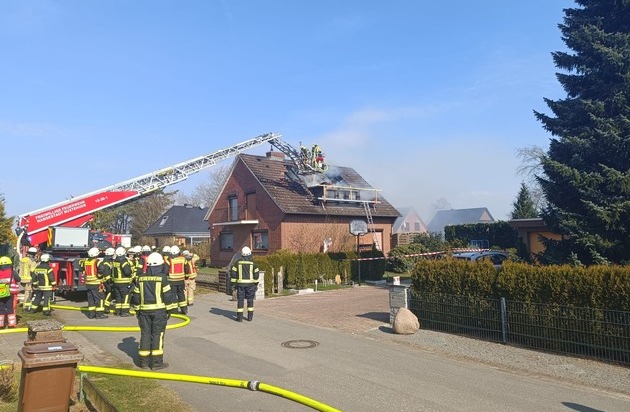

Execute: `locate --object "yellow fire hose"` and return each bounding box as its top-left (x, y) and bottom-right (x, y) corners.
top-left (1, 303), bottom-right (341, 411)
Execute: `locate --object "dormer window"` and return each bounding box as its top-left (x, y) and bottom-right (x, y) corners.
top-left (159, 216), bottom-right (169, 227)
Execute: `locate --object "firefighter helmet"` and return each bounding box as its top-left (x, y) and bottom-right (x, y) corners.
top-left (147, 252), bottom-right (164, 267)
top-left (162, 245), bottom-right (171, 253)
top-left (40, 253), bottom-right (51, 262)
top-left (88, 247), bottom-right (100, 258)
top-left (115, 247), bottom-right (126, 257)
top-left (0, 256), bottom-right (12, 266)
top-left (104, 248), bottom-right (115, 256)
top-left (141, 245), bottom-right (151, 253)
top-left (170, 245), bottom-right (180, 255)
top-left (182, 250), bottom-right (190, 257)
top-left (28, 247), bottom-right (38, 254)
top-left (241, 246), bottom-right (251, 256)
top-left (128, 245), bottom-right (141, 254)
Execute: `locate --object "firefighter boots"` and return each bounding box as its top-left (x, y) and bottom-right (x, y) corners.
top-left (151, 356), bottom-right (169, 370)
top-left (247, 312), bottom-right (253, 322)
top-left (236, 312), bottom-right (243, 322)
top-left (139, 358), bottom-right (149, 369)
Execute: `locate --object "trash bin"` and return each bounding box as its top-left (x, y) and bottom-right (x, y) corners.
top-left (17, 341), bottom-right (84, 412)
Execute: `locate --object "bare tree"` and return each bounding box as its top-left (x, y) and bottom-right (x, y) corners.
top-left (176, 165), bottom-right (230, 208)
top-left (515, 145), bottom-right (546, 210)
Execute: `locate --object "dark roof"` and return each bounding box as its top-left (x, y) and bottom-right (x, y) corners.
top-left (239, 154), bottom-right (400, 219)
top-left (145, 205), bottom-right (210, 236)
top-left (427, 207), bottom-right (495, 233)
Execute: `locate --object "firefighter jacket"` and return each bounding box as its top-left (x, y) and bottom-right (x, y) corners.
top-left (230, 257), bottom-right (260, 285)
top-left (0, 264), bottom-right (21, 295)
top-left (184, 257), bottom-right (197, 280)
top-left (32, 263), bottom-right (56, 291)
top-left (82, 257), bottom-right (102, 286)
top-left (131, 265), bottom-right (175, 311)
top-left (97, 258), bottom-right (113, 284)
top-left (112, 256), bottom-right (133, 284)
top-left (168, 256), bottom-right (189, 282)
top-left (18, 256), bottom-right (37, 283)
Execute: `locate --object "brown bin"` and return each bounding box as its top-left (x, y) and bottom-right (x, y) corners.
top-left (17, 342), bottom-right (84, 412)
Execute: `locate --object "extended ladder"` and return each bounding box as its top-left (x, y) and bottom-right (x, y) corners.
top-left (363, 201), bottom-right (381, 251)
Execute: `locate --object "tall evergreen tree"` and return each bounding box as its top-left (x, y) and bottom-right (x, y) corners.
top-left (534, 0), bottom-right (630, 265)
top-left (510, 183), bottom-right (538, 219)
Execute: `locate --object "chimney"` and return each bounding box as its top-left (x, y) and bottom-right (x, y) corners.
top-left (266, 151), bottom-right (285, 161)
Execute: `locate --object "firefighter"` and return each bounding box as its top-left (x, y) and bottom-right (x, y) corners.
top-left (100, 247), bottom-right (115, 313)
top-left (168, 245), bottom-right (189, 314)
top-left (0, 256), bottom-right (21, 328)
top-left (18, 246), bottom-right (38, 311)
top-left (30, 253), bottom-right (56, 316)
top-left (230, 246), bottom-right (260, 322)
top-left (139, 245), bottom-right (152, 274)
top-left (112, 246), bottom-right (134, 316)
top-left (161, 245), bottom-right (171, 268)
top-left (183, 250), bottom-right (197, 306)
top-left (131, 252), bottom-right (175, 370)
top-left (83, 247), bottom-right (108, 319)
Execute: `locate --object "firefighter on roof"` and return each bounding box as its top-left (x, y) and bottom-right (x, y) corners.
top-left (0, 256), bottom-right (21, 328)
top-left (168, 245), bottom-right (189, 314)
top-left (230, 246), bottom-right (260, 322)
top-left (18, 246), bottom-right (38, 311)
top-left (82, 247), bottom-right (108, 319)
top-left (131, 252), bottom-right (175, 370)
top-left (30, 253), bottom-right (56, 316)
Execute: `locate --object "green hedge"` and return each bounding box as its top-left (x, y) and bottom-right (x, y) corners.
top-left (255, 249), bottom-right (386, 293)
top-left (411, 259), bottom-right (630, 311)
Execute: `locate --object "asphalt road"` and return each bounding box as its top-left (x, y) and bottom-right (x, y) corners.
top-left (42, 287), bottom-right (630, 412)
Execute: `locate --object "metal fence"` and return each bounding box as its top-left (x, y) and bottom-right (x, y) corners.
top-left (408, 290), bottom-right (630, 365)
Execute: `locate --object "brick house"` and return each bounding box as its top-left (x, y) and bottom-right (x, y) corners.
top-left (391, 206), bottom-right (428, 247)
top-left (205, 151), bottom-right (401, 267)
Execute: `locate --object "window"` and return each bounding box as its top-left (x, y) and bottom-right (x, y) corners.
top-left (402, 222), bottom-right (409, 232)
top-left (159, 216), bottom-right (169, 227)
top-left (220, 232), bottom-right (233, 251)
top-left (414, 222), bottom-right (421, 231)
top-left (252, 231), bottom-right (268, 250)
top-left (229, 196), bottom-right (238, 221)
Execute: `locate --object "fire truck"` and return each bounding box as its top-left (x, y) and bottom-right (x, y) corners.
top-left (15, 133), bottom-right (328, 294)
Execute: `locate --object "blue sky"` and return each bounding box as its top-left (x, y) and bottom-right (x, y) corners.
top-left (1, 0), bottom-right (574, 224)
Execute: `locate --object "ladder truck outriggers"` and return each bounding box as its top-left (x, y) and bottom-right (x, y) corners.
top-left (16, 133), bottom-right (310, 294)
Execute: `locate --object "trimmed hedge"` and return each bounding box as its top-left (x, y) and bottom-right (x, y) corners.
top-left (255, 249), bottom-right (387, 294)
top-left (411, 259), bottom-right (630, 311)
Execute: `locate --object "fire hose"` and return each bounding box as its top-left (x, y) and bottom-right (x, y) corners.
top-left (0, 304), bottom-right (341, 412)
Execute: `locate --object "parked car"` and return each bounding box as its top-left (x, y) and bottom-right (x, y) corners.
top-left (451, 251), bottom-right (509, 268)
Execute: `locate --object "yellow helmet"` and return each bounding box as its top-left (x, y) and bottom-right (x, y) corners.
top-left (0, 256), bottom-right (12, 266)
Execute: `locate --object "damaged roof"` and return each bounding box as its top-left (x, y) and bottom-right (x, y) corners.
top-left (239, 153), bottom-right (400, 218)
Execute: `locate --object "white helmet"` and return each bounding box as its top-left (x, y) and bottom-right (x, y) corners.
top-left (147, 252), bottom-right (164, 267)
top-left (88, 247), bottom-right (100, 258)
top-left (241, 246), bottom-right (251, 256)
top-left (162, 245), bottom-right (171, 253)
top-left (170, 245), bottom-right (180, 255)
top-left (27, 247), bottom-right (38, 254)
top-left (104, 247), bottom-right (115, 256)
top-left (182, 250), bottom-right (191, 257)
top-left (129, 245), bottom-right (141, 254)
top-left (40, 253), bottom-right (51, 262)
top-left (115, 247), bottom-right (127, 257)
top-left (141, 245), bottom-right (151, 253)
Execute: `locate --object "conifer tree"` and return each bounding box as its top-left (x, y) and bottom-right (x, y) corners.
top-left (534, 0), bottom-right (630, 265)
top-left (510, 183), bottom-right (538, 219)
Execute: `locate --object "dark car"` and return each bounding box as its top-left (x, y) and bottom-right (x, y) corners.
top-left (451, 251), bottom-right (509, 268)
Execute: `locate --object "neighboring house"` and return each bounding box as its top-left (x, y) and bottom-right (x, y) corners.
top-left (509, 217), bottom-right (563, 257)
top-left (427, 207), bottom-right (495, 236)
top-left (205, 151), bottom-right (401, 267)
top-left (391, 206), bottom-right (428, 247)
top-left (144, 204), bottom-right (210, 248)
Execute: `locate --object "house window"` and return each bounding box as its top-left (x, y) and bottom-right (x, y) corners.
top-left (252, 231), bottom-right (268, 250)
top-left (229, 196), bottom-right (238, 221)
top-left (220, 232), bottom-right (233, 251)
top-left (414, 222), bottom-right (421, 231)
top-left (402, 222), bottom-right (409, 232)
top-left (159, 216), bottom-right (169, 227)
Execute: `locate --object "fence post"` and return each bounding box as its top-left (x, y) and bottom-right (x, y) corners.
top-left (500, 297), bottom-right (507, 344)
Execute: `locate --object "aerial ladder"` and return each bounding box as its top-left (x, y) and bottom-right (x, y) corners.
top-left (17, 132), bottom-right (281, 247)
top-left (267, 139), bottom-right (328, 173)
